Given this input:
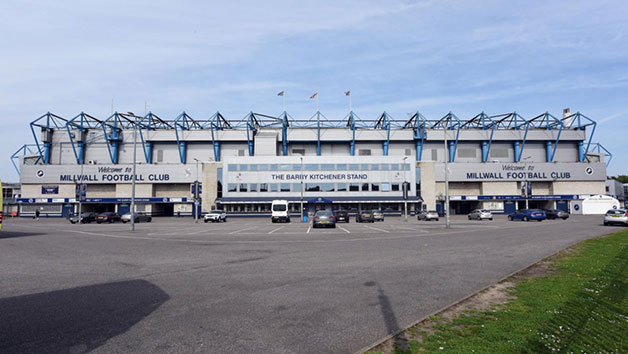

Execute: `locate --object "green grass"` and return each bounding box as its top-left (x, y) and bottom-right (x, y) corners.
top-left (374, 230), bottom-right (628, 353)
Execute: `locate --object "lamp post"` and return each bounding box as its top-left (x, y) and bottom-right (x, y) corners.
top-left (300, 156), bottom-right (304, 223)
top-left (444, 128), bottom-right (451, 229)
top-left (403, 156), bottom-right (408, 222)
top-left (194, 158), bottom-right (200, 223)
top-left (522, 156), bottom-right (531, 209)
top-left (77, 162), bottom-right (84, 224)
top-left (128, 112), bottom-right (139, 232)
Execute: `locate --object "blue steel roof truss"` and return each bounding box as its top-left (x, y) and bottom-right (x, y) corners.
top-left (65, 112), bottom-right (102, 164)
top-left (29, 112), bottom-right (68, 164)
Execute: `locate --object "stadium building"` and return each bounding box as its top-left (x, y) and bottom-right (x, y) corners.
top-left (12, 108), bottom-right (612, 217)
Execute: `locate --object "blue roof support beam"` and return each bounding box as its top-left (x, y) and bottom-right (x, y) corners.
top-left (173, 111), bottom-right (202, 164)
top-left (29, 112), bottom-right (67, 164)
top-left (374, 112), bottom-right (393, 156)
top-left (529, 112), bottom-right (563, 162)
top-left (281, 112), bottom-right (289, 156)
top-left (138, 112), bottom-right (171, 163)
top-left (10, 144), bottom-right (39, 176)
top-left (561, 112), bottom-right (597, 162)
top-left (100, 112), bottom-right (137, 164)
top-left (404, 112), bottom-right (428, 161)
top-left (207, 111), bottom-right (231, 162)
top-left (65, 112), bottom-right (102, 164)
top-left (345, 111), bottom-right (364, 156)
top-left (588, 143), bottom-right (612, 167)
top-left (432, 112), bottom-right (461, 162)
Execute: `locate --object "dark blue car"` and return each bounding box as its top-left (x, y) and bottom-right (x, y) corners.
top-left (508, 209), bottom-right (547, 222)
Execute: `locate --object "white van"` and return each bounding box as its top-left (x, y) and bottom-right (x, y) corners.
top-left (271, 200), bottom-right (290, 223)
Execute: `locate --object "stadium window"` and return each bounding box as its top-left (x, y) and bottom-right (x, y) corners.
top-left (270, 184), bottom-right (279, 192)
top-left (249, 183), bottom-right (258, 192)
top-left (381, 183), bottom-right (391, 191)
top-left (349, 164), bottom-right (360, 171)
top-left (280, 183), bottom-right (291, 192)
top-left (392, 183), bottom-right (400, 191)
top-left (238, 149), bottom-right (245, 156)
top-left (361, 183), bottom-right (369, 192)
top-left (260, 183), bottom-right (268, 192)
top-left (490, 148), bottom-right (509, 158)
top-left (292, 164), bottom-right (301, 171)
top-left (359, 149), bottom-right (371, 156)
top-left (370, 164), bottom-right (380, 171)
top-left (228, 164), bottom-right (237, 171)
top-left (390, 163), bottom-right (399, 170)
top-left (405, 148), bottom-right (412, 156)
top-left (337, 183), bottom-right (347, 192)
top-left (292, 149), bottom-right (305, 156)
top-left (306, 183), bottom-right (321, 192)
top-left (280, 164), bottom-right (291, 171)
top-left (380, 164), bottom-right (389, 171)
top-left (249, 164), bottom-right (258, 171)
top-left (349, 183), bottom-right (360, 192)
top-left (361, 164), bottom-right (370, 171)
top-left (305, 164), bottom-right (318, 171)
top-left (336, 164), bottom-right (347, 170)
top-left (157, 150), bottom-right (163, 162)
top-left (371, 183), bottom-right (380, 191)
top-left (239, 164), bottom-right (248, 171)
top-left (293, 183), bottom-right (301, 192)
top-left (228, 184), bottom-right (237, 192)
top-left (259, 164), bottom-right (269, 171)
top-left (239, 184), bottom-right (248, 192)
top-left (321, 164), bottom-right (334, 171)
top-left (431, 149), bottom-right (438, 161)
top-left (321, 183), bottom-right (335, 192)
top-left (270, 164), bottom-right (278, 171)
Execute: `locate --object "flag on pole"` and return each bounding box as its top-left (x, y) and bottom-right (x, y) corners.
top-left (310, 92), bottom-right (318, 99)
top-left (277, 91), bottom-right (285, 96)
top-left (345, 90), bottom-right (351, 96)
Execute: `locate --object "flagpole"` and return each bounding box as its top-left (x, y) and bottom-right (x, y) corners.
top-left (349, 93), bottom-right (352, 112)
top-left (316, 94), bottom-right (319, 112)
top-left (282, 91), bottom-right (286, 112)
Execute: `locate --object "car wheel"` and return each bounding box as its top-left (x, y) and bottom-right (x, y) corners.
top-left (537, 219), bottom-right (543, 222)
top-left (122, 220), bottom-right (127, 223)
top-left (332, 224), bottom-right (336, 228)
top-left (148, 218), bottom-right (152, 222)
top-left (523, 216), bottom-right (529, 222)
top-left (508, 215), bottom-right (513, 221)
top-left (489, 218), bottom-right (493, 221)
top-left (603, 221), bottom-right (608, 226)
top-left (204, 219), bottom-right (209, 223)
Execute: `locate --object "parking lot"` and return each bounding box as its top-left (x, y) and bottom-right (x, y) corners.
top-left (0, 215), bottom-right (616, 354)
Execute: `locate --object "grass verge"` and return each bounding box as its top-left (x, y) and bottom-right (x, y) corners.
top-left (366, 230), bottom-right (628, 353)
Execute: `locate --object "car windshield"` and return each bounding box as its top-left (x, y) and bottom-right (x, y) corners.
top-left (428, 210), bottom-right (437, 213)
top-left (210, 210), bottom-right (222, 213)
top-left (316, 211), bottom-right (332, 216)
top-left (272, 205), bottom-right (287, 211)
top-left (336, 210), bottom-right (347, 214)
top-left (481, 210), bottom-right (489, 213)
top-left (608, 209), bottom-right (626, 215)
top-left (80, 213), bottom-right (91, 217)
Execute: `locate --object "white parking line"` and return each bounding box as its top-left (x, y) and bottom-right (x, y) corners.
top-left (337, 225), bottom-right (351, 234)
top-left (268, 226), bottom-right (285, 234)
top-left (229, 226), bottom-right (257, 235)
top-left (365, 225), bottom-right (390, 233)
top-left (307, 226), bottom-right (311, 234)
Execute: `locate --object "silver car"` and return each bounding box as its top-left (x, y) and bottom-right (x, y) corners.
top-left (603, 209), bottom-right (628, 226)
top-left (204, 210), bottom-right (227, 223)
top-left (121, 212), bottom-right (152, 223)
top-left (372, 210), bottom-right (385, 222)
top-left (313, 210), bottom-right (336, 228)
top-left (468, 209), bottom-right (493, 221)
top-left (418, 210), bottom-right (439, 221)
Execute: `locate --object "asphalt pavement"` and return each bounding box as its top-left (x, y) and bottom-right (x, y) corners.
top-left (0, 214), bottom-right (616, 353)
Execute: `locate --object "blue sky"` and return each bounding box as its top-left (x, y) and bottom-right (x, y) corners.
top-left (1, 0), bottom-right (627, 181)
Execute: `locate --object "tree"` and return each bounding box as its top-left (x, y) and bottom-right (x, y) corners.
top-left (611, 175), bottom-right (628, 183)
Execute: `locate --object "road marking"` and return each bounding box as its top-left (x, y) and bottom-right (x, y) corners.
top-left (337, 225), bottom-right (351, 234)
top-left (307, 226), bottom-right (311, 234)
top-left (365, 225), bottom-right (390, 233)
top-left (229, 227), bottom-right (257, 235)
top-left (268, 226), bottom-right (285, 234)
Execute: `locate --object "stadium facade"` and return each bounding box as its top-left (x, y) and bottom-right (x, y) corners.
top-left (12, 108), bottom-right (612, 217)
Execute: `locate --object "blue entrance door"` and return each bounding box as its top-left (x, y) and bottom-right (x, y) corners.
top-left (118, 204), bottom-right (131, 215)
top-left (62, 204), bottom-right (74, 218)
top-left (504, 201), bottom-right (516, 214)
top-left (556, 200), bottom-right (568, 212)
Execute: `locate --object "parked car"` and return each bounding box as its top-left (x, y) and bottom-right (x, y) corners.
top-left (508, 209), bottom-right (546, 222)
top-left (96, 212), bottom-right (122, 224)
top-left (333, 210), bottom-right (350, 223)
top-left (417, 210), bottom-right (439, 221)
top-left (313, 210), bottom-right (336, 228)
top-left (544, 209), bottom-right (569, 220)
top-left (603, 209), bottom-right (628, 226)
top-left (356, 210), bottom-right (375, 223)
top-left (468, 209), bottom-right (493, 221)
top-left (372, 210), bottom-right (385, 222)
top-left (121, 212), bottom-right (152, 223)
top-left (204, 210), bottom-right (227, 223)
top-left (69, 212), bottom-right (97, 224)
